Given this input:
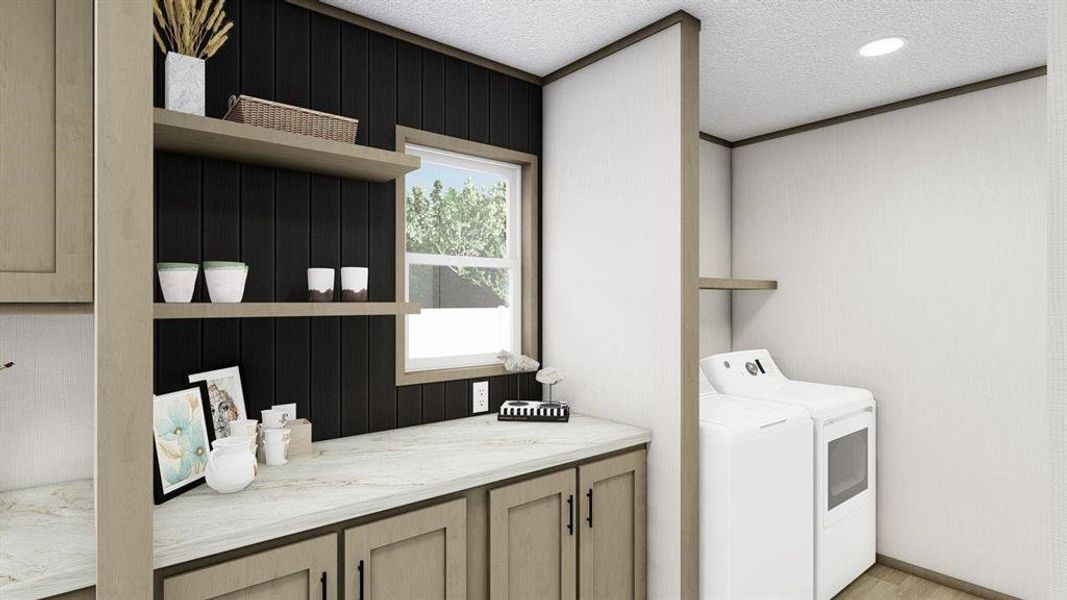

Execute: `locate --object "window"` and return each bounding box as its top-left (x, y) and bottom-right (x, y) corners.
top-left (827, 428), bottom-right (869, 511)
top-left (396, 127), bottom-right (538, 383)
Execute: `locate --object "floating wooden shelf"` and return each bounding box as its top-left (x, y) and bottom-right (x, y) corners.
top-left (154, 109), bottom-right (421, 182)
top-left (154, 302), bottom-right (422, 320)
top-left (699, 277), bottom-right (778, 291)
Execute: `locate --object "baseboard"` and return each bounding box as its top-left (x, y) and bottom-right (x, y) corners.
top-left (875, 554), bottom-right (1020, 600)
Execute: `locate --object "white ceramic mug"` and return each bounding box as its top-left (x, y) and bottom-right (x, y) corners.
top-left (341, 267), bottom-right (368, 302)
top-left (228, 419), bottom-right (258, 437)
top-left (261, 409), bottom-right (287, 429)
top-left (263, 429), bottom-right (291, 466)
top-left (307, 268), bottom-right (335, 302)
top-left (228, 419), bottom-right (259, 454)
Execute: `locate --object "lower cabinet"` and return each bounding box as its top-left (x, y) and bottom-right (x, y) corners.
top-left (489, 469), bottom-right (577, 600)
top-left (154, 448), bottom-right (645, 600)
top-left (488, 448), bottom-right (646, 600)
top-left (343, 498), bottom-right (467, 599)
top-left (161, 534), bottom-right (337, 600)
top-left (578, 449), bottom-right (647, 599)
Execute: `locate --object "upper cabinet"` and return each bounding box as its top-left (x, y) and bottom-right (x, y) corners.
top-left (0, 0), bottom-right (93, 303)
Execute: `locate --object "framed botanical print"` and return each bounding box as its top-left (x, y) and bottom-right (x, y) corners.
top-left (153, 382), bottom-right (212, 504)
top-left (188, 365), bottom-right (247, 440)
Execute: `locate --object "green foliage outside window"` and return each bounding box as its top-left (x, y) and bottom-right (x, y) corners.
top-left (406, 178), bottom-right (509, 303)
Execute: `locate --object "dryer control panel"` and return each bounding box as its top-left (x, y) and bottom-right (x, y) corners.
top-left (700, 349), bottom-right (787, 394)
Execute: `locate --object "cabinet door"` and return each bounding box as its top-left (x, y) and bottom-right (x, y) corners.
top-left (578, 449), bottom-right (647, 600)
top-left (0, 0), bottom-right (93, 302)
top-left (162, 535), bottom-right (337, 600)
top-left (344, 498), bottom-right (467, 599)
top-left (489, 469), bottom-right (577, 600)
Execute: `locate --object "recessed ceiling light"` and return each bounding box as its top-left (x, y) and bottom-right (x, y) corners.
top-left (858, 37), bottom-right (906, 58)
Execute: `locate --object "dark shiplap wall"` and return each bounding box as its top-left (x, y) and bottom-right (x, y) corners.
top-left (153, 0), bottom-right (541, 441)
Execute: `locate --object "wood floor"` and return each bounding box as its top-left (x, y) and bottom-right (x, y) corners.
top-left (835, 564), bottom-right (983, 600)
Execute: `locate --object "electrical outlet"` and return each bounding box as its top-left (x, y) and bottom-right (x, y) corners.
top-left (472, 380), bottom-right (489, 413)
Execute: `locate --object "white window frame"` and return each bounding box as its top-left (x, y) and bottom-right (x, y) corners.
top-left (395, 126), bottom-right (539, 386)
top-left (403, 144), bottom-right (522, 372)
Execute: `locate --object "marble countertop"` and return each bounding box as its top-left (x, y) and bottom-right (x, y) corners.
top-left (0, 482), bottom-right (95, 599)
top-left (1, 413), bottom-right (649, 599)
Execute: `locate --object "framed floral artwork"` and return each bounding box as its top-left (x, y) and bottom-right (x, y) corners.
top-left (153, 382), bottom-right (213, 504)
top-left (188, 365), bottom-right (247, 440)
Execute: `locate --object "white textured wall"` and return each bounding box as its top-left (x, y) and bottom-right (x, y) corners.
top-left (0, 314), bottom-right (94, 491)
top-left (1049, 3), bottom-right (1067, 595)
top-left (731, 78), bottom-right (1048, 598)
top-left (543, 25), bottom-right (684, 597)
top-left (699, 140), bottom-right (732, 358)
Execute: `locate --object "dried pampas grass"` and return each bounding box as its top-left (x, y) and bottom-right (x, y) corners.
top-left (154, 0), bottom-right (233, 59)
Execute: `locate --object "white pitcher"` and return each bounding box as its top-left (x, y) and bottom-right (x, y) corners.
top-left (205, 436), bottom-right (257, 494)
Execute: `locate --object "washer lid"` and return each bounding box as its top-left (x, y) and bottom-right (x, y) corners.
top-left (699, 392), bottom-right (809, 432)
top-left (737, 380), bottom-right (874, 419)
top-left (701, 349), bottom-right (874, 419)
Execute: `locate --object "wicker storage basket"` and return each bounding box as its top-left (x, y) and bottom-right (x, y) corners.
top-left (223, 95), bottom-right (358, 143)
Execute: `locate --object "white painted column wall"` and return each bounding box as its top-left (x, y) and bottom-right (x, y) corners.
top-left (543, 25), bottom-right (686, 597)
top-left (1048, 3), bottom-right (1067, 595)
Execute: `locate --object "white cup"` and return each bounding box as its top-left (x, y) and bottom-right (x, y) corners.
top-left (263, 429), bottom-right (291, 466)
top-left (228, 419), bottom-right (259, 454)
top-left (204, 262), bottom-right (248, 303)
top-left (261, 409), bottom-right (287, 430)
top-left (307, 268), bottom-right (335, 302)
top-left (341, 267), bottom-right (368, 302)
top-left (157, 263), bottom-right (198, 303)
top-left (228, 419), bottom-right (258, 437)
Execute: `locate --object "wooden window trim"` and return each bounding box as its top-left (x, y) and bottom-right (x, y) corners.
top-left (394, 126), bottom-right (539, 386)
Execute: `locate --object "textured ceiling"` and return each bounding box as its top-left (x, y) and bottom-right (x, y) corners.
top-left (323, 0), bottom-right (1047, 141)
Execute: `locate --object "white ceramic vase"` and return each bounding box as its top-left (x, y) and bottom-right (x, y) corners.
top-left (165, 52), bottom-right (205, 116)
top-left (205, 437), bottom-right (257, 494)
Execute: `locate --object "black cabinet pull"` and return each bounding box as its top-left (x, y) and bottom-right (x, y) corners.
top-left (567, 494), bottom-right (574, 535)
top-left (586, 489), bottom-right (594, 527)
top-left (320, 571), bottom-right (327, 600)
top-left (357, 559), bottom-right (365, 600)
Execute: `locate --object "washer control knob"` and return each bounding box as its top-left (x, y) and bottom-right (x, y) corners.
top-left (745, 361), bottom-right (759, 376)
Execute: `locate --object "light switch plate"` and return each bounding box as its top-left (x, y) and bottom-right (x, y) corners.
top-left (472, 380), bottom-right (489, 413)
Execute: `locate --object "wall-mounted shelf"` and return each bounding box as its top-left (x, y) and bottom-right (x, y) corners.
top-left (154, 302), bottom-right (422, 320)
top-left (154, 109), bottom-right (421, 182)
top-left (699, 277), bottom-right (778, 291)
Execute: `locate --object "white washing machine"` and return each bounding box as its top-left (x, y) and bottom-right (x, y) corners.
top-left (701, 350), bottom-right (876, 600)
top-left (698, 369), bottom-right (814, 599)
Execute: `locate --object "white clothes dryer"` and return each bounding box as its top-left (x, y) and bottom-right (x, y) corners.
top-left (698, 369), bottom-right (814, 599)
top-left (701, 350), bottom-right (876, 600)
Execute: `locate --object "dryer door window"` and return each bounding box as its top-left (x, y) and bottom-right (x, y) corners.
top-left (827, 428), bottom-right (868, 511)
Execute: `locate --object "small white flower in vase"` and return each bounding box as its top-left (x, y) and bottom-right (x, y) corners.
top-left (154, 0), bottom-right (235, 115)
top-left (536, 368), bottom-right (566, 404)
